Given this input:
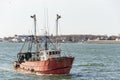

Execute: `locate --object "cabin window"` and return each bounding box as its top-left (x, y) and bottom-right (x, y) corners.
top-left (56, 51), bottom-right (58, 54)
top-left (37, 54), bottom-right (39, 57)
top-left (53, 51), bottom-right (55, 55)
top-left (49, 51), bottom-right (59, 55)
top-left (58, 51), bottom-right (60, 54)
top-left (49, 52), bottom-right (51, 55)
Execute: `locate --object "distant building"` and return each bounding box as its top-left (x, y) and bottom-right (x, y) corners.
top-left (0, 38), bottom-right (3, 42)
top-left (1, 34), bottom-right (120, 43)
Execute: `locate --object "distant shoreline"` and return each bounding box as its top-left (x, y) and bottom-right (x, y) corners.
top-left (85, 40), bottom-right (120, 44)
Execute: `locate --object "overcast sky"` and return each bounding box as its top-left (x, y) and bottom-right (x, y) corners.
top-left (0, 0), bottom-right (120, 37)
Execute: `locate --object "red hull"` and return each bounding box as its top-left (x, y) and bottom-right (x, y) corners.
top-left (14, 57), bottom-right (74, 74)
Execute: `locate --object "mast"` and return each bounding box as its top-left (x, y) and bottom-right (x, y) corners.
top-left (31, 14), bottom-right (39, 52)
top-left (56, 14), bottom-right (61, 36)
top-left (31, 14), bottom-right (36, 36)
top-left (56, 14), bottom-right (61, 49)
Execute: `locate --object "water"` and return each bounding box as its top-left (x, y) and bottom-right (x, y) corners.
top-left (1, 42), bottom-right (120, 80)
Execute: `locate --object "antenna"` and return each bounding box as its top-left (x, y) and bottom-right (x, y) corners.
top-left (44, 8), bottom-right (49, 35)
top-left (46, 8), bottom-right (49, 35)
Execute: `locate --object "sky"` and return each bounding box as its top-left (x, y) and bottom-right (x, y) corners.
top-left (0, 0), bottom-right (120, 37)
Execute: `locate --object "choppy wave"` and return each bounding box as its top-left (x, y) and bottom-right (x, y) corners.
top-left (79, 63), bottom-right (105, 67)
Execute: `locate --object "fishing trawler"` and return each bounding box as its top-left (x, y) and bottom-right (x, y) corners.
top-left (14, 14), bottom-right (74, 74)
